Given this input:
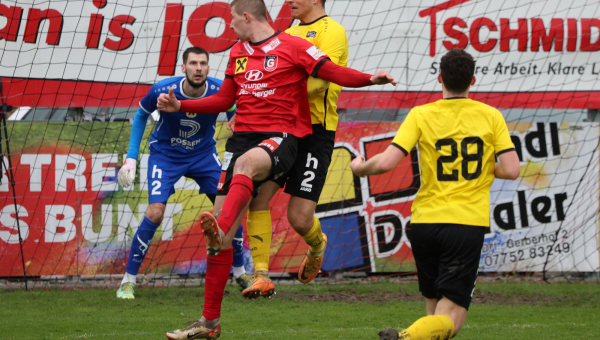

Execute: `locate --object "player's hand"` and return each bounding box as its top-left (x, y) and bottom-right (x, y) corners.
top-left (227, 114), bottom-right (236, 131)
top-left (370, 70), bottom-right (397, 86)
top-left (350, 155), bottom-right (366, 177)
top-left (118, 158), bottom-right (137, 188)
top-left (157, 87), bottom-right (181, 112)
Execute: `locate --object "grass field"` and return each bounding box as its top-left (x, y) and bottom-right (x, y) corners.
top-left (1, 281), bottom-right (599, 339)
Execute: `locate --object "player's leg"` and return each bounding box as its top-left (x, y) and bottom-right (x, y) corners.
top-left (118, 153), bottom-right (180, 299)
top-left (283, 125), bottom-right (335, 284)
top-left (166, 197), bottom-right (249, 340)
top-left (243, 180), bottom-right (281, 298)
top-left (190, 152), bottom-right (249, 290)
top-left (232, 224), bottom-right (251, 290)
top-left (205, 133), bottom-right (298, 245)
top-left (287, 197), bottom-right (328, 284)
top-left (379, 223), bottom-right (484, 340)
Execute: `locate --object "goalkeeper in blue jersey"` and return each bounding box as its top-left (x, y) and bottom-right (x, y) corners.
top-left (116, 47), bottom-right (250, 299)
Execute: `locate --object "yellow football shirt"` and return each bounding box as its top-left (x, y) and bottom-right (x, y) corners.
top-left (392, 98), bottom-right (515, 227)
top-left (286, 16), bottom-right (348, 131)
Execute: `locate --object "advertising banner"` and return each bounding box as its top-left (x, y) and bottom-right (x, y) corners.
top-left (1, 0), bottom-right (599, 109)
top-left (1, 121), bottom-right (597, 276)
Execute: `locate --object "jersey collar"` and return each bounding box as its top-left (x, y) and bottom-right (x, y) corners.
top-left (443, 96), bottom-right (468, 100)
top-left (299, 15), bottom-right (328, 26)
top-left (179, 77), bottom-right (209, 100)
top-left (249, 30), bottom-right (282, 46)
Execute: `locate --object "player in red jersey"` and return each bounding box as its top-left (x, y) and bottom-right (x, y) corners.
top-left (159, 0), bottom-right (395, 338)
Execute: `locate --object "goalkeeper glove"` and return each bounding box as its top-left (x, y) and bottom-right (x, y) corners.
top-left (118, 158), bottom-right (137, 188)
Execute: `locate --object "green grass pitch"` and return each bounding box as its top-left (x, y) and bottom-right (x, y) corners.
top-left (1, 281), bottom-right (599, 339)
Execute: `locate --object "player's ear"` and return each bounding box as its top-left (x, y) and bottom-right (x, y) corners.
top-left (437, 73), bottom-right (442, 84)
top-left (181, 63), bottom-right (186, 75)
top-left (471, 76), bottom-right (476, 86)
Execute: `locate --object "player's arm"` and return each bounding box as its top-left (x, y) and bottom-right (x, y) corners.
top-left (495, 150), bottom-right (520, 180)
top-left (350, 145), bottom-right (406, 177)
top-left (118, 108), bottom-right (149, 188)
top-left (313, 60), bottom-right (397, 87)
top-left (118, 90), bottom-right (156, 188)
top-left (226, 104), bottom-right (236, 131)
top-left (493, 110), bottom-right (520, 180)
top-left (157, 77), bottom-right (237, 113)
top-left (351, 110), bottom-right (419, 177)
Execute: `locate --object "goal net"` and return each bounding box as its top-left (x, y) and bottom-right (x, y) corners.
top-left (1, 0), bottom-right (599, 286)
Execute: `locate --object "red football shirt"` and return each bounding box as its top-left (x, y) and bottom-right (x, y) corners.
top-left (224, 31), bottom-right (330, 137)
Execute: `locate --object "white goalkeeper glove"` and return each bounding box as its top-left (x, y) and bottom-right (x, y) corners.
top-left (118, 158), bottom-right (137, 188)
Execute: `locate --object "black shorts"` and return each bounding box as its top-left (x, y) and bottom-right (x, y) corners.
top-left (407, 223), bottom-right (486, 310)
top-left (217, 131), bottom-right (298, 197)
top-left (272, 124), bottom-right (335, 202)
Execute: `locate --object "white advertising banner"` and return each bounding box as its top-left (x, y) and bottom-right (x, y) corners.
top-left (1, 0), bottom-right (599, 92)
top-left (483, 122), bottom-right (599, 272)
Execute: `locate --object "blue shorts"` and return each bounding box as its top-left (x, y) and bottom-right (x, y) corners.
top-left (147, 150), bottom-right (221, 204)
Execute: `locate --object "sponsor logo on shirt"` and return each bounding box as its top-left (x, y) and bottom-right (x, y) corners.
top-left (235, 57), bottom-right (248, 74)
top-left (306, 45), bottom-right (327, 60)
top-left (306, 31), bottom-right (317, 38)
top-left (241, 83), bottom-right (268, 90)
top-left (261, 37), bottom-right (280, 54)
top-left (264, 56), bottom-right (278, 72)
top-left (238, 88), bottom-right (276, 98)
top-left (258, 137), bottom-right (283, 152)
top-left (179, 119), bottom-right (201, 138)
top-left (170, 137), bottom-right (203, 150)
top-left (245, 69), bottom-right (264, 81)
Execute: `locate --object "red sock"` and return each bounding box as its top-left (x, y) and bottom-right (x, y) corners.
top-left (202, 247), bottom-right (233, 321)
top-left (218, 174), bottom-right (253, 234)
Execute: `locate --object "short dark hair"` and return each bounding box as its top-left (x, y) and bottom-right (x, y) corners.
top-left (440, 48), bottom-right (475, 93)
top-left (182, 47), bottom-right (209, 64)
top-left (230, 0), bottom-right (268, 22)
top-left (321, 0), bottom-right (326, 5)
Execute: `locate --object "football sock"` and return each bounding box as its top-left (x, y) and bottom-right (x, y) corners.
top-left (217, 174), bottom-right (253, 235)
top-left (125, 216), bottom-right (159, 277)
top-left (246, 210), bottom-right (272, 273)
top-left (121, 272), bottom-right (137, 285)
top-left (399, 315), bottom-right (454, 340)
top-left (203, 247), bottom-right (233, 320)
top-left (232, 265), bottom-right (245, 278)
top-left (232, 224), bottom-right (245, 275)
top-left (302, 216), bottom-right (325, 255)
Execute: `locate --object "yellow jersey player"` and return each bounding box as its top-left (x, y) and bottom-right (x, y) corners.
top-left (350, 48), bottom-right (520, 340)
top-left (242, 0), bottom-right (349, 298)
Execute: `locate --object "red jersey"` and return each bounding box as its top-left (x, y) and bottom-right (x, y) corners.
top-left (224, 31), bottom-right (330, 137)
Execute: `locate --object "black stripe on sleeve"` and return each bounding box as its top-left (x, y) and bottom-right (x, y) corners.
top-left (391, 143), bottom-right (409, 156)
top-left (496, 148), bottom-right (516, 156)
top-left (224, 75), bottom-right (233, 79)
top-left (311, 58), bottom-right (331, 77)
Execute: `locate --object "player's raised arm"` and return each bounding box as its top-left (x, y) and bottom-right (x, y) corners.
top-left (157, 77), bottom-right (238, 114)
top-left (314, 60), bottom-right (397, 87)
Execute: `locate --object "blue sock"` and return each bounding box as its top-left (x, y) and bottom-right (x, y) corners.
top-left (125, 216), bottom-right (160, 275)
top-left (232, 224), bottom-right (245, 268)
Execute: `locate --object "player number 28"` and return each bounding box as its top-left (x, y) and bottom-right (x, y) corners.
top-left (435, 137), bottom-right (484, 181)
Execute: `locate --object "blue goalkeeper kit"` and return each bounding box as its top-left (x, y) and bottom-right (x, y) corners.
top-left (125, 76), bottom-right (243, 277)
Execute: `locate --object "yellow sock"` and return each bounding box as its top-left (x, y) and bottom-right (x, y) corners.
top-left (246, 210), bottom-right (272, 273)
top-left (399, 315), bottom-right (454, 340)
top-left (302, 216), bottom-right (324, 254)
